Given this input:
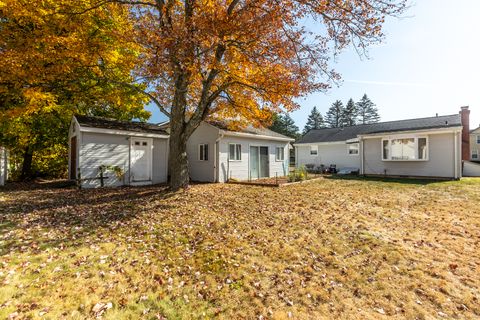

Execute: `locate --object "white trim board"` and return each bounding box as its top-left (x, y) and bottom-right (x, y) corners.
top-left (79, 126), bottom-right (169, 139)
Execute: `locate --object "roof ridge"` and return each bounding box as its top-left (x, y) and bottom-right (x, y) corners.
top-left (308, 113), bottom-right (460, 132)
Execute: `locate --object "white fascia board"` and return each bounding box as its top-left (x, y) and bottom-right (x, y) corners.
top-left (293, 141), bottom-right (346, 147)
top-left (79, 126), bottom-right (170, 139)
top-left (220, 130), bottom-right (295, 142)
top-left (358, 126), bottom-right (463, 139)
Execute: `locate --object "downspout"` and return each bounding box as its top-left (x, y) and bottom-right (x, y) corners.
top-left (453, 131), bottom-right (458, 179)
top-left (214, 133), bottom-right (224, 182)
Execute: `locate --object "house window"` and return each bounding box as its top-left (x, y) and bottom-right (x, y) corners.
top-left (310, 145), bottom-right (318, 155)
top-left (229, 144), bottom-right (241, 161)
top-left (348, 143), bottom-right (359, 155)
top-left (477, 135), bottom-right (480, 144)
top-left (276, 147), bottom-right (285, 161)
top-left (472, 150), bottom-right (479, 160)
top-left (382, 136), bottom-right (428, 161)
top-left (199, 144), bottom-right (208, 161)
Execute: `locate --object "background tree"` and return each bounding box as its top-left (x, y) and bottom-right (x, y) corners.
top-left (356, 94), bottom-right (381, 124)
top-left (0, 1), bottom-right (149, 179)
top-left (342, 98), bottom-right (358, 126)
top-left (303, 107), bottom-right (324, 134)
top-left (89, 0), bottom-right (406, 189)
top-left (269, 113), bottom-right (300, 140)
top-left (325, 100), bottom-right (345, 128)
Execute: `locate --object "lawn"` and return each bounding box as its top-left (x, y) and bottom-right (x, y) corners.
top-left (1, 177), bottom-right (479, 319)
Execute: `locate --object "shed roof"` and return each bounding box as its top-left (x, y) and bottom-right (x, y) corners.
top-left (296, 114), bottom-right (462, 144)
top-left (75, 115), bottom-right (169, 135)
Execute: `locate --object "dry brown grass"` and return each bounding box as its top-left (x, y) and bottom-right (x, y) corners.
top-left (0, 177), bottom-right (479, 319)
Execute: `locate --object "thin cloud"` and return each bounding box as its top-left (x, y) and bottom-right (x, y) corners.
top-left (345, 79), bottom-right (433, 88)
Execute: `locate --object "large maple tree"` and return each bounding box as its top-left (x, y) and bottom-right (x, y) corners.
top-left (101, 0), bottom-right (406, 189)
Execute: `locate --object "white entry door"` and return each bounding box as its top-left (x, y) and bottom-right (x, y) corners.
top-left (130, 138), bottom-right (152, 182)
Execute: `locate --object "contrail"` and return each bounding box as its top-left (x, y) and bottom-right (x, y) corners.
top-left (345, 79), bottom-right (433, 88)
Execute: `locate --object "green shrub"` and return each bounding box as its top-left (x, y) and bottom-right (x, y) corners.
top-left (288, 166), bottom-right (308, 182)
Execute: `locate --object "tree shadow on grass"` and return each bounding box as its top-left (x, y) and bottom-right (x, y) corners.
top-left (325, 174), bottom-right (450, 185)
top-left (0, 182), bottom-right (178, 257)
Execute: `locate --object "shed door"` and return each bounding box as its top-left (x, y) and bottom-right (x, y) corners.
top-left (130, 138), bottom-right (152, 182)
top-left (70, 137), bottom-right (77, 180)
top-left (249, 146), bottom-right (269, 179)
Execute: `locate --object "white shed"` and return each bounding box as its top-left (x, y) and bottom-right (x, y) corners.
top-left (160, 121), bottom-right (294, 183)
top-left (69, 115), bottom-right (169, 188)
top-left (0, 147), bottom-right (7, 186)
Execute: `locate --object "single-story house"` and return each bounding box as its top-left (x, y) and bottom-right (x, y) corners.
top-left (0, 146), bottom-right (7, 186)
top-left (69, 116), bottom-right (293, 187)
top-left (69, 115), bottom-right (169, 188)
top-left (295, 107), bottom-right (471, 179)
top-left (159, 121), bottom-right (294, 183)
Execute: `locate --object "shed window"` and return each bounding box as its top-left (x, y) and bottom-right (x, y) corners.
top-left (310, 145), bottom-right (318, 155)
top-left (382, 136), bottom-right (428, 161)
top-left (229, 144), bottom-right (241, 161)
top-left (199, 144), bottom-right (208, 161)
top-left (276, 147), bottom-right (285, 161)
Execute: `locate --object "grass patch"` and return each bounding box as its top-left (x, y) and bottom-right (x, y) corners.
top-left (0, 178), bottom-right (479, 319)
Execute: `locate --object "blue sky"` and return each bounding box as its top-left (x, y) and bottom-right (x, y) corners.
top-left (147, 0), bottom-right (480, 130)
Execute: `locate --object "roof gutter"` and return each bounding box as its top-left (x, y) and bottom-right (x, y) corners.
top-left (79, 126), bottom-right (170, 139)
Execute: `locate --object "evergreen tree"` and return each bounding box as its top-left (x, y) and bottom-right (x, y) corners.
top-left (325, 100), bottom-right (344, 128)
top-left (356, 94), bottom-right (381, 124)
top-left (303, 106), bottom-right (324, 134)
top-left (342, 98), bottom-right (358, 126)
top-left (269, 113), bottom-right (300, 139)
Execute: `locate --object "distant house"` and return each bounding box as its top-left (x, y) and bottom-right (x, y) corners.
top-left (294, 107), bottom-right (471, 179)
top-left (69, 115), bottom-right (169, 188)
top-left (159, 121), bottom-right (294, 182)
top-left (0, 147), bottom-right (7, 186)
top-left (469, 125), bottom-right (480, 162)
top-left (69, 116), bottom-right (293, 188)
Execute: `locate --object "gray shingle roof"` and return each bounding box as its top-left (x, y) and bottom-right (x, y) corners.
top-left (75, 115), bottom-right (168, 135)
top-left (207, 120), bottom-right (292, 140)
top-left (296, 114), bottom-right (461, 144)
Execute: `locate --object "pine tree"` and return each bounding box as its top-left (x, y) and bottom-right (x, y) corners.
top-left (325, 100), bottom-right (344, 128)
top-left (356, 94), bottom-right (381, 124)
top-left (303, 106), bottom-right (324, 134)
top-left (342, 98), bottom-right (358, 126)
top-left (269, 113), bottom-right (300, 139)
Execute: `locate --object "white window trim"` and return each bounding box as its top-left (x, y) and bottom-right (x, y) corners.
top-left (381, 135), bottom-right (429, 161)
top-left (310, 145), bottom-right (318, 156)
top-left (198, 143), bottom-right (209, 161)
top-left (347, 143), bottom-right (359, 156)
top-left (228, 143), bottom-right (242, 161)
top-left (275, 146), bottom-right (285, 162)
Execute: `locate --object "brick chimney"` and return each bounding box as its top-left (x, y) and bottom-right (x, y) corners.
top-left (459, 106), bottom-right (470, 161)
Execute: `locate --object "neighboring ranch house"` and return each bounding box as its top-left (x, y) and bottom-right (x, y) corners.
top-left (158, 121), bottom-right (294, 183)
top-left (69, 116), bottom-right (169, 188)
top-left (0, 146), bottom-right (7, 186)
top-left (295, 107), bottom-right (472, 179)
top-left (69, 116), bottom-right (293, 187)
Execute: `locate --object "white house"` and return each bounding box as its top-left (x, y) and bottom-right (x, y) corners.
top-left (69, 115), bottom-right (169, 188)
top-left (295, 107), bottom-right (471, 179)
top-left (159, 121), bottom-right (294, 182)
top-left (69, 116), bottom-right (293, 187)
top-left (0, 146), bottom-right (7, 186)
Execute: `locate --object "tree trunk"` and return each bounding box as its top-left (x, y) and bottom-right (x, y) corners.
top-left (168, 128), bottom-right (189, 190)
top-left (20, 145), bottom-right (33, 180)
